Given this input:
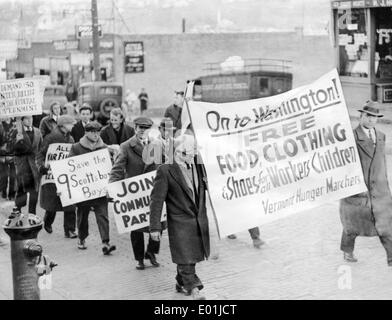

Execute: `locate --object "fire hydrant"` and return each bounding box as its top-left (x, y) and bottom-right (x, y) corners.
top-left (2, 207), bottom-right (56, 300)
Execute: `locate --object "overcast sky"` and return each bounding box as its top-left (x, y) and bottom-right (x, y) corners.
top-left (0, 0), bottom-right (331, 40)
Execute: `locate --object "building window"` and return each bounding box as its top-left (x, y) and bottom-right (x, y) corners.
top-left (338, 8), bottom-right (368, 77)
top-left (375, 8), bottom-right (392, 80)
top-left (259, 78), bottom-right (269, 94)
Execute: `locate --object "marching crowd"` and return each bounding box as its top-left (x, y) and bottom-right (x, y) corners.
top-left (1, 88), bottom-right (392, 300)
top-left (0, 90), bottom-right (257, 300)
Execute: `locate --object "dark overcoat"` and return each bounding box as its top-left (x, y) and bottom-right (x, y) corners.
top-left (36, 126), bottom-right (75, 212)
top-left (109, 135), bottom-right (159, 232)
top-left (39, 115), bottom-right (57, 139)
top-left (164, 104), bottom-right (182, 132)
top-left (340, 125), bottom-right (392, 237)
top-left (109, 136), bottom-right (156, 182)
top-left (11, 127), bottom-right (42, 191)
top-left (100, 123), bottom-right (135, 145)
top-left (149, 161), bottom-right (210, 264)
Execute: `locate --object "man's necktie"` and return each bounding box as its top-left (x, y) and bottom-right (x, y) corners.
top-left (191, 165), bottom-right (198, 203)
top-left (369, 129), bottom-right (376, 144)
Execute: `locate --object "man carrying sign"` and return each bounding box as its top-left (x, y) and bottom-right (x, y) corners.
top-left (109, 116), bottom-right (162, 270)
top-left (69, 121), bottom-right (116, 255)
top-left (36, 115), bottom-right (77, 238)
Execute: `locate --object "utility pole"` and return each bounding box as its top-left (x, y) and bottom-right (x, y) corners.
top-left (91, 0), bottom-right (100, 81)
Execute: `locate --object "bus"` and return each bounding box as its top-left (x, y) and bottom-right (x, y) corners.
top-left (190, 58), bottom-right (293, 103)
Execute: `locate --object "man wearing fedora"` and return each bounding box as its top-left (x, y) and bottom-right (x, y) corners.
top-left (36, 115), bottom-right (77, 238)
top-left (340, 101), bottom-right (392, 266)
top-left (143, 118), bottom-right (176, 166)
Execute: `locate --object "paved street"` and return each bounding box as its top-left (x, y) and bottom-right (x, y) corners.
top-left (1, 116), bottom-right (392, 300)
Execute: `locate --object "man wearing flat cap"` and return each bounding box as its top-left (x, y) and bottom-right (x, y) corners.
top-left (69, 121), bottom-right (116, 255)
top-left (36, 115), bottom-right (77, 238)
top-left (149, 134), bottom-right (210, 300)
top-left (340, 101), bottom-right (392, 266)
top-left (110, 116), bottom-right (164, 270)
top-left (164, 91), bottom-right (184, 134)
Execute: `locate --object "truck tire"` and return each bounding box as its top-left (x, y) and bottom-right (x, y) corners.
top-left (100, 98), bottom-right (119, 118)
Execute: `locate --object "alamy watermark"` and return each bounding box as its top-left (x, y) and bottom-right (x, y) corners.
top-left (337, 265), bottom-right (352, 290)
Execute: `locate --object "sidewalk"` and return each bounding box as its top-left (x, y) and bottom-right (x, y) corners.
top-left (347, 102), bottom-right (392, 125)
top-left (2, 171), bottom-right (392, 300)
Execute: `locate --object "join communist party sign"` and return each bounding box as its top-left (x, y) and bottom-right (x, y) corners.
top-left (188, 69), bottom-right (367, 237)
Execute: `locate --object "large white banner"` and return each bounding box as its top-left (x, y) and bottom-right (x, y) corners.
top-left (188, 69), bottom-right (367, 237)
top-left (108, 171), bottom-right (167, 233)
top-left (0, 78), bottom-right (43, 117)
top-left (41, 143), bottom-right (72, 186)
top-left (51, 149), bottom-right (112, 206)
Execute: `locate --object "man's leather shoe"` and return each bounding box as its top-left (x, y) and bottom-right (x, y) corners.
top-left (227, 234), bottom-right (237, 239)
top-left (253, 238), bottom-right (265, 249)
top-left (102, 243), bottom-right (116, 255)
top-left (136, 260), bottom-right (145, 270)
top-left (175, 283), bottom-right (190, 295)
top-left (44, 224), bottom-right (53, 234)
top-left (145, 251), bottom-right (160, 267)
top-left (65, 231), bottom-right (78, 239)
top-left (77, 240), bottom-right (87, 250)
top-left (191, 288), bottom-right (206, 300)
top-left (344, 252), bottom-right (358, 262)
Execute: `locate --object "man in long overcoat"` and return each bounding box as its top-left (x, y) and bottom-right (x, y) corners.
top-left (340, 101), bottom-right (392, 266)
top-left (109, 116), bottom-right (161, 270)
top-left (10, 116), bottom-right (42, 214)
top-left (36, 115), bottom-right (77, 238)
top-left (150, 134), bottom-right (210, 300)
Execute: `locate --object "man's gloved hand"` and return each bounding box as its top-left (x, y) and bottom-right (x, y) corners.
top-left (150, 231), bottom-right (161, 242)
top-left (105, 190), bottom-right (114, 202)
top-left (39, 166), bottom-right (49, 175)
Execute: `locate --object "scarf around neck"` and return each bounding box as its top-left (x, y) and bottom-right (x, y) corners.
top-left (79, 135), bottom-right (106, 151)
